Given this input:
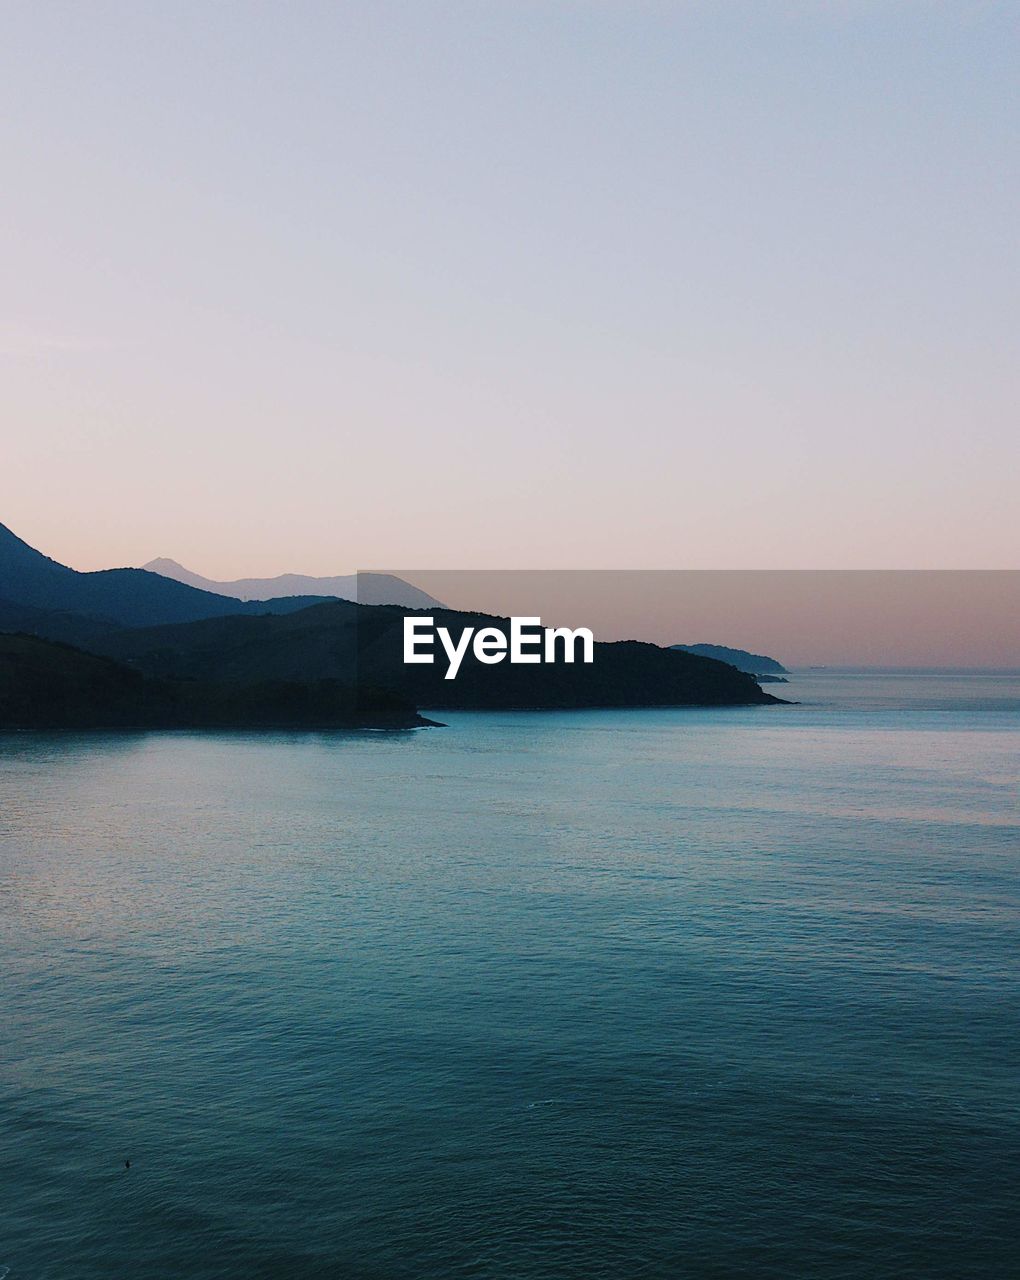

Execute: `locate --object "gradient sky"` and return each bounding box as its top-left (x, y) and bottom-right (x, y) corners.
top-left (2, 1), bottom-right (1018, 576)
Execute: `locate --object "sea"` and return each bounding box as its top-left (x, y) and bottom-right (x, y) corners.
top-left (1, 671), bottom-right (1018, 1279)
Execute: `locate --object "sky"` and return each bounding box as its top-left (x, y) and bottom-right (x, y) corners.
top-left (2, 1), bottom-right (1018, 576)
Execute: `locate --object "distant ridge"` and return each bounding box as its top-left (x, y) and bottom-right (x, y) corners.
top-left (0, 521), bottom-right (329, 630)
top-left (142, 557), bottom-right (442, 609)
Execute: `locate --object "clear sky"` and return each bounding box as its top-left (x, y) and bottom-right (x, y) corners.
top-left (2, 1), bottom-right (1017, 576)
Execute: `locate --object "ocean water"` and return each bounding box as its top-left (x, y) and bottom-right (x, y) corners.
top-left (1, 672), bottom-right (1018, 1279)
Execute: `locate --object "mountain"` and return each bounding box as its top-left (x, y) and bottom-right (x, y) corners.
top-left (671, 644), bottom-right (788, 675)
top-left (0, 632), bottom-right (432, 730)
top-left (1, 523), bottom-right (783, 717)
top-left (141, 558), bottom-right (442, 608)
top-left (0, 522), bottom-right (331, 629)
top-left (94, 602), bottom-right (783, 709)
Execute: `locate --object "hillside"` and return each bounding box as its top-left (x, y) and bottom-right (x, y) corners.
top-left (0, 632), bottom-right (431, 730)
top-left (0, 596), bottom-right (123, 648)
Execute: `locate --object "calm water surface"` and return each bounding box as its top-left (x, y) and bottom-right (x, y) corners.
top-left (2, 673), bottom-right (1018, 1278)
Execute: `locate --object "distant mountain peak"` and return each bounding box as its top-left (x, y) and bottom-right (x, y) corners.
top-left (147, 557), bottom-right (189, 573)
top-left (141, 557), bottom-right (213, 591)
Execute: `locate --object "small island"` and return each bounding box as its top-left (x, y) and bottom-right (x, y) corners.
top-left (671, 643), bottom-right (789, 681)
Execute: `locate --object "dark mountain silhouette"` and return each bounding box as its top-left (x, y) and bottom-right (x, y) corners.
top-left (142, 558), bottom-right (443, 608)
top-left (0, 632), bottom-right (432, 730)
top-left (1, 523), bottom-right (783, 720)
top-left (0, 522), bottom-right (331, 629)
top-left (671, 643), bottom-right (789, 676)
top-left (94, 603), bottom-right (782, 709)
